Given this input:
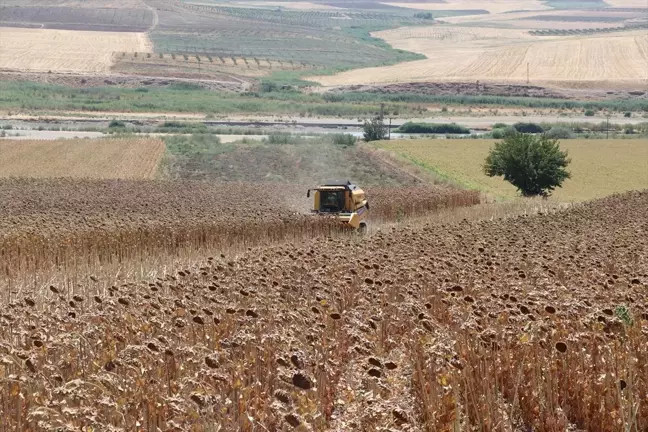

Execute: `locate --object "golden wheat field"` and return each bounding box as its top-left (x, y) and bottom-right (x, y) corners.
top-left (313, 27), bottom-right (648, 88)
top-left (0, 138), bottom-right (165, 179)
top-left (0, 27), bottom-right (152, 73)
top-left (377, 139), bottom-right (648, 202)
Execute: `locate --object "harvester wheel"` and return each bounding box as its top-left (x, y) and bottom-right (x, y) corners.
top-left (358, 222), bottom-right (368, 235)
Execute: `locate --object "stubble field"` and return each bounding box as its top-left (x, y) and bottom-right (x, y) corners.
top-left (0, 27), bottom-right (152, 73)
top-left (0, 138), bottom-right (165, 179)
top-left (377, 139), bottom-right (648, 202)
top-left (381, 0), bottom-right (550, 13)
top-left (313, 27), bottom-right (648, 88)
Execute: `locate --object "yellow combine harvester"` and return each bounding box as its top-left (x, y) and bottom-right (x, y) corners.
top-left (306, 180), bottom-right (369, 232)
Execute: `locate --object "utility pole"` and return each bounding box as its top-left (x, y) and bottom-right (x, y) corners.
top-left (606, 114), bottom-right (610, 139)
top-left (388, 117), bottom-right (392, 140)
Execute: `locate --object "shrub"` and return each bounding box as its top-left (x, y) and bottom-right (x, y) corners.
top-left (491, 129), bottom-right (505, 139)
top-left (161, 121), bottom-right (186, 129)
top-left (156, 121), bottom-right (208, 134)
top-left (397, 122), bottom-right (470, 134)
top-left (513, 122), bottom-right (545, 134)
top-left (168, 82), bottom-right (203, 91)
top-left (260, 81), bottom-right (278, 92)
top-left (330, 133), bottom-right (356, 147)
top-left (624, 112), bottom-right (632, 118)
top-left (584, 109), bottom-right (595, 117)
top-left (363, 116), bottom-right (388, 142)
top-left (108, 120), bottom-right (126, 128)
top-left (545, 126), bottom-right (575, 139)
top-left (414, 12), bottom-right (434, 19)
top-left (492, 123), bottom-right (508, 129)
top-left (484, 133), bottom-right (571, 197)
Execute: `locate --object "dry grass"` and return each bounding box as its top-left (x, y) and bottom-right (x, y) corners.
top-left (377, 139), bottom-right (648, 202)
top-left (312, 27), bottom-right (648, 88)
top-left (0, 188), bottom-right (645, 430)
top-left (0, 27), bottom-right (152, 73)
top-left (0, 138), bottom-right (165, 179)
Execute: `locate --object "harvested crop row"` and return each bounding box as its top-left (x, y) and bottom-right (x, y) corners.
top-left (0, 190), bottom-right (645, 430)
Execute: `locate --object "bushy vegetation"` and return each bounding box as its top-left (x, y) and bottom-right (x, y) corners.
top-left (363, 116), bottom-right (389, 142)
top-left (397, 122), bottom-right (470, 134)
top-left (545, 126), bottom-right (575, 139)
top-left (108, 120), bottom-right (126, 129)
top-left (330, 133), bottom-right (357, 147)
top-left (155, 121), bottom-right (209, 134)
top-left (163, 134), bottom-right (230, 156)
top-left (414, 12), bottom-right (434, 19)
top-left (490, 126), bottom-right (516, 139)
top-left (513, 122), bottom-right (545, 134)
top-left (484, 133), bottom-right (571, 197)
top-left (322, 91), bottom-right (648, 112)
top-left (0, 81), bottom-right (413, 117)
top-left (3, 81), bottom-right (648, 117)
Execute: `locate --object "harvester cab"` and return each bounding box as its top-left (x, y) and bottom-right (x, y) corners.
top-left (306, 180), bottom-right (369, 232)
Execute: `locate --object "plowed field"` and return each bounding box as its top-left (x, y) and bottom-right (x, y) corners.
top-left (0, 138), bottom-right (165, 179)
top-left (312, 27), bottom-right (648, 88)
top-left (0, 27), bottom-right (152, 73)
top-left (0, 185), bottom-right (646, 430)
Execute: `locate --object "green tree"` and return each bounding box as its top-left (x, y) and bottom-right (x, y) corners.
top-left (484, 133), bottom-right (571, 197)
top-left (363, 116), bottom-right (388, 141)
